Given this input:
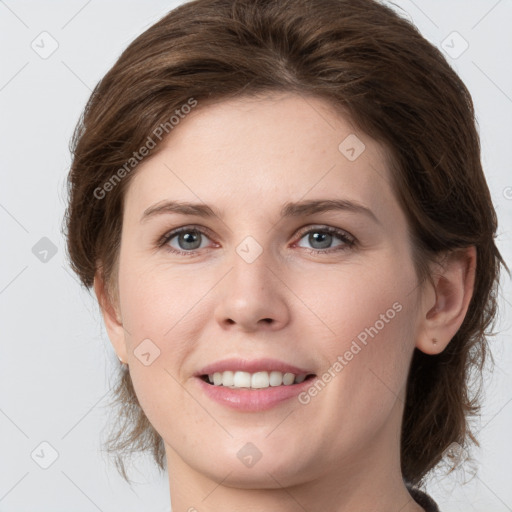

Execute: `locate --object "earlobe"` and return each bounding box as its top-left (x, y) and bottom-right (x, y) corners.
top-left (93, 272), bottom-right (128, 364)
top-left (416, 246), bottom-right (477, 355)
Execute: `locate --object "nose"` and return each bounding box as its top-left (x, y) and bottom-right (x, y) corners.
top-left (213, 247), bottom-right (290, 333)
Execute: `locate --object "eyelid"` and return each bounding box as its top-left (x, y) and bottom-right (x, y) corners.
top-left (294, 224), bottom-right (355, 243)
top-left (159, 223), bottom-right (213, 239)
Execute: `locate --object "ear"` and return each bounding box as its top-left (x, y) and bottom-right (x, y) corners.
top-left (416, 246), bottom-right (477, 355)
top-left (93, 271), bottom-right (128, 364)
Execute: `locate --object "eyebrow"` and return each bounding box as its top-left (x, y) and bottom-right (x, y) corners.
top-left (140, 198), bottom-right (379, 224)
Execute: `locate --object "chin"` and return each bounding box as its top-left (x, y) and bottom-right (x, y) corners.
top-left (197, 443), bottom-right (317, 489)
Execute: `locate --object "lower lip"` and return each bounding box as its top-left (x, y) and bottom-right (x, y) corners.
top-left (195, 376), bottom-right (317, 411)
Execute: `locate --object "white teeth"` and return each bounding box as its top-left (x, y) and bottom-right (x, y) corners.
top-left (233, 371), bottom-right (251, 388)
top-left (282, 372), bottom-right (295, 385)
top-left (222, 370), bottom-right (234, 386)
top-left (269, 370), bottom-right (283, 386)
top-left (205, 370), bottom-right (309, 388)
top-left (251, 371), bottom-right (269, 389)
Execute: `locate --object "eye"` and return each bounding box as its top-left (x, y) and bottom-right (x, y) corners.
top-left (159, 226), bottom-right (215, 256)
top-left (157, 224), bottom-right (356, 256)
top-left (294, 225), bottom-right (355, 254)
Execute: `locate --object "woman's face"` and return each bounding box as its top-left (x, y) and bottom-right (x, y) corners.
top-left (111, 93), bottom-right (427, 488)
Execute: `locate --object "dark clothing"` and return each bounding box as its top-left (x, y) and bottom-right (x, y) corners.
top-left (406, 483), bottom-right (440, 512)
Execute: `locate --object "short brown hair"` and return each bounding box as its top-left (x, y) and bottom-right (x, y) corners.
top-left (63, 0), bottom-right (508, 486)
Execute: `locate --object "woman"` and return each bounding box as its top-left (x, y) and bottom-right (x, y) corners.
top-left (63, 0), bottom-right (507, 510)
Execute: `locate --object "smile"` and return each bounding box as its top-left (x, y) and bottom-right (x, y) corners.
top-left (201, 370), bottom-right (315, 388)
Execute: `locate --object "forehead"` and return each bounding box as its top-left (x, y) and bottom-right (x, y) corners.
top-left (123, 93), bottom-right (398, 225)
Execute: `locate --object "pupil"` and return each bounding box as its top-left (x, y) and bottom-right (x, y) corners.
top-left (310, 231), bottom-right (331, 249)
top-left (180, 231), bottom-right (200, 250)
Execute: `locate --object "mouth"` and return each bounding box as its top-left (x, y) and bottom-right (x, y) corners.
top-left (199, 371), bottom-right (317, 389)
top-left (194, 358), bottom-right (318, 411)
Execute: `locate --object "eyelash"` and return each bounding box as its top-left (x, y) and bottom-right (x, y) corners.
top-left (156, 224), bottom-right (356, 257)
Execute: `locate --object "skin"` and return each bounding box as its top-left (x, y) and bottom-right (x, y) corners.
top-left (94, 93), bottom-right (476, 512)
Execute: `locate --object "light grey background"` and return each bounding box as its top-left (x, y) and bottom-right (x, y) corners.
top-left (1, 1), bottom-right (511, 511)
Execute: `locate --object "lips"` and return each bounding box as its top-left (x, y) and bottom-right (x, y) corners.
top-left (194, 358), bottom-right (318, 411)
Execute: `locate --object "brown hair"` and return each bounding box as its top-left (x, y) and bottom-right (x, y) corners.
top-left (63, 0), bottom-right (508, 487)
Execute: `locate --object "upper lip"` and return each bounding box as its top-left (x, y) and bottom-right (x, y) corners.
top-left (196, 358), bottom-right (314, 376)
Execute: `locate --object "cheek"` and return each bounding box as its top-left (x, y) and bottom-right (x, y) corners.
top-left (301, 253), bottom-right (418, 404)
top-left (118, 259), bottom-right (204, 349)
top-left (287, 261), bottom-right (418, 461)
top-left (298, 252), bottom-right (416, 344)
top-left (116, 259), bottom-right (211, 422)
